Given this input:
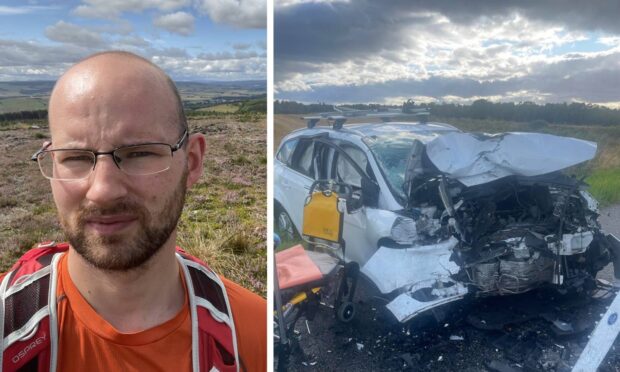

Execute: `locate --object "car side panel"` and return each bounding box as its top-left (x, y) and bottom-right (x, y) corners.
top-left (275, 163), bottom-right (313, 234)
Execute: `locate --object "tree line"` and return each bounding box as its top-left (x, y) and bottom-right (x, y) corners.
top-left (0, 110), bottom-right (47, 122)
top-left (276, 99), bottom-right (620, 126)
top-left (426, 100), bottom-right (620, 126)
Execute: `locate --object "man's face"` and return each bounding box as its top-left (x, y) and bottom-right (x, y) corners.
top-left (48, 58), bottom-right (190, 271)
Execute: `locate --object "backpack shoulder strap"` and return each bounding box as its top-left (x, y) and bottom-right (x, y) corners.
top-left (1, 243), bottom-right (66, 372)
top-left (176, 250), bottom-right (240, 372)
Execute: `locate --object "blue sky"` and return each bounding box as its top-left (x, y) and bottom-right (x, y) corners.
top-left (0, 0), bottom-right (265, 81)
top-left (275, 1), bottom-right (620, 108)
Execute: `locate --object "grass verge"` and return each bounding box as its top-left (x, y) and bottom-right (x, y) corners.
top-left (586, 168), bottom-right (620, 207)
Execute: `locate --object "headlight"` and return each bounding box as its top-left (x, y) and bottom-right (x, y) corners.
top-left (390, 216), bottom-right (417, 245)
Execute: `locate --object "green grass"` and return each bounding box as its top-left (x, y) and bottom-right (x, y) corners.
top-left (177, 117), bottom-right (267, 296)
top-left (197, 103), bottom-right (239, 113)
top-left (0, 97), bottom-right (48, 114)
top-left (192, 98), bottom-right (265, 115)
top-left (187, 110), bottom-right (265, 123)
top-left (586, 168), bottom-right (620, 207)
top-left (0, 120), bottom-right (47, 131)
top-left (238, 97), bottom-right (266, 113)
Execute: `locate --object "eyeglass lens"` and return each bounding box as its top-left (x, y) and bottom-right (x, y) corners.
top-left (37, 144), bottom-right (173, 180)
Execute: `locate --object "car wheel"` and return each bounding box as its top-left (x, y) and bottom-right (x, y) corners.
top-left (336, 301), bottom-right (356, 323)
top-left (275, 205), bottom-right (299, 242)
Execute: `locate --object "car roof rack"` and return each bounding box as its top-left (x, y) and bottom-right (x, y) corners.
top-left (415, 110), bottom-right (430, 124)
top-left (302, 107), bottom-right (431, 129)
top-left (303, 116), bottom-right (322, 128)
top-left (328, 115), bottom-right (347, 129)
top-left (302, 115), bottom-right (348, 130)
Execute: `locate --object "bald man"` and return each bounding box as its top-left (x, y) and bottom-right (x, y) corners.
top-left (0, 51), bottom-right (266, 372)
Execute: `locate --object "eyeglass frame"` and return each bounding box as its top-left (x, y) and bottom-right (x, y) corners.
top-left (30, 129), bottom-right (189, 181)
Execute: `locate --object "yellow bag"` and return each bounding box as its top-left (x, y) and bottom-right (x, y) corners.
top-left (302, 190), bottom-right (343, 243)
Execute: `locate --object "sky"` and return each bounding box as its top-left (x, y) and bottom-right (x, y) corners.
top-left (0, 0), bottom-right (266, 82)
top-left (275, 0), bottom-right (620, 108)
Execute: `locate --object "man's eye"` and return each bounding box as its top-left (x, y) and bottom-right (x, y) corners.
top-left (125, 151), bottom-right (158, 158)
top-left (58, 155), bottom-right (92, 163)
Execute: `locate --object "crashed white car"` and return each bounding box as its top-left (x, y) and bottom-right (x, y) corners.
top-left (274, 120), bottom-right (618, 323)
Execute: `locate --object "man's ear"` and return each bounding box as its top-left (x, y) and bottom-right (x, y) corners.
top-left (185, 133), bottom-right (206, 188)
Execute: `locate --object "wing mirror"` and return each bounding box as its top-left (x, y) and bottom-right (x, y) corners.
top-left (361, 178), bottom-right (379, 208)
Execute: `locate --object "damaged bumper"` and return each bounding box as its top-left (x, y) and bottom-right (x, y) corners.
top-left (387, 282), bottom-right (468, 323)
top-left (361, 237), bottom-right (468, 322)
top-left (361, 237), bottom-right (460, 294)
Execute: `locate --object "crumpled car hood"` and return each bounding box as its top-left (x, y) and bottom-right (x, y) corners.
top-left (425, 132), bottom-right (597, 186)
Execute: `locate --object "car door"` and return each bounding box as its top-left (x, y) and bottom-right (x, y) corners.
top-left (277, 138), bottom-right (318, 233)
top-left (329, 143), bottom-right (375, 265)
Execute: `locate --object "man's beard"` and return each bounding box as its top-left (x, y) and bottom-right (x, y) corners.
top-left (61, 172), bottom-right (187, 271)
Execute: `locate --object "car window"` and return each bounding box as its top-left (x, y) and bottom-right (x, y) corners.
top-left (291, 139), bottom-right (316, 178)
top-left (314, 143), bottom-right (335, 180)
top-left (367, 137), bottom-right (422, 200)
top-left (276, 138), bottom-right (299, 165)
top-left (335, 145), bottom-right (367, 188)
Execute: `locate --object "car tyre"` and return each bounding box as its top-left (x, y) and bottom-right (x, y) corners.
top-left (336, 301), bottom-right (356, 323)
top-left (275, 204), bottom-right (299, 242)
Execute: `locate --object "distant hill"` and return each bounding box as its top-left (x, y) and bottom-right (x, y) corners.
top-left (176, 81), bottom-right (266, 94)
top-left (0, 81), bottom-right (55, 98)
top-left (0, 80), bottom-right (266, 114)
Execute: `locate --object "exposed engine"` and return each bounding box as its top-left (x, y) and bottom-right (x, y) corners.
top-left (409, 172), bottom-right (611, 296)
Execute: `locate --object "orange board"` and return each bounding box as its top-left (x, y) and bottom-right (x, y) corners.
top-left (276, 245), bottom-right (323, 290)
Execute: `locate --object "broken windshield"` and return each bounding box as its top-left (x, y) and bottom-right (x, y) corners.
top-left (365, 134), bottom-right (421, 201)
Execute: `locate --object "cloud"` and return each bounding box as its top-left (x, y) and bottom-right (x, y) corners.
top-left (277, 0), bottom-right (350, 6)
top-left (0, 35), bottom-right (266, 82)
top-left (0, 38), bottom-right (93, 81)
top-left (73, 0), bottom-right (189, 19)
top-left (114, 35), bottom-right (151, 48)
top-left (232, 43), bottom-right (251, 50)
top-left (275, 0), bottom-right (620, 105)
top-left (0, 39), bottom-right (78, 67)
top-left (0, 5), bottom-right (58, 15)
top-left (195, 0), bottom-right (265, 28)
top-left (198, 50), bottom-right (258, 60)
top-left (275, 1), bottom-right (428, 66)
top-left (152, 53), bottom-right (265, 80)
top-left (277, 49), bottom-right (620, 106)
top-left (276, 1), bottom-right (620, 69)
top-left (153, 11), bottom-right (195, 35)
top-left (45, 21), bottom-right (107, 48)
top-left (148, 47), bottom-right (190, 58)
top-left (94, 20), bottom-right (134, 35)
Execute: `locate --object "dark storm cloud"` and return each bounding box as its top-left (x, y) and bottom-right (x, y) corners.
top-left (275, 1), bottom-right (428, 66)
top-left (276, 0), bottom-right (620, 67)
top-left (275, 0), bottom-right (620, 103)
top-left (410, 0), bottom-right (620, 33)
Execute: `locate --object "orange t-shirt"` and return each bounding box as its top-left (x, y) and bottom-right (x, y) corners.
top-left (55, 253), bottom-right (266, 372)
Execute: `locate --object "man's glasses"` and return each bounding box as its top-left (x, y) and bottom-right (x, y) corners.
top-left (31, 129), bottom-right (188, 181)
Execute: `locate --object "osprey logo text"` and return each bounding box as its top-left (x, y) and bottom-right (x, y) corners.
top-left (11, 333), bottom-right (47, 364)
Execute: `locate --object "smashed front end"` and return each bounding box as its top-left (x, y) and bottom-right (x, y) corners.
top-left (362, 131), bottom-right (617, 323)
top-left (426, 173), bottom-right (609, 296)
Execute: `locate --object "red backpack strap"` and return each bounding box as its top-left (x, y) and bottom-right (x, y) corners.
top-left (5, 243), bottom-right (69, 287)
top-left (176, 250), bottom-right (240, 372)
top-left (1, 243), bottom-right (67, 372)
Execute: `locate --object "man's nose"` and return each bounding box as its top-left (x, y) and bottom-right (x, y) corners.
top-left (84, 155), bottom-right (129, 204)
